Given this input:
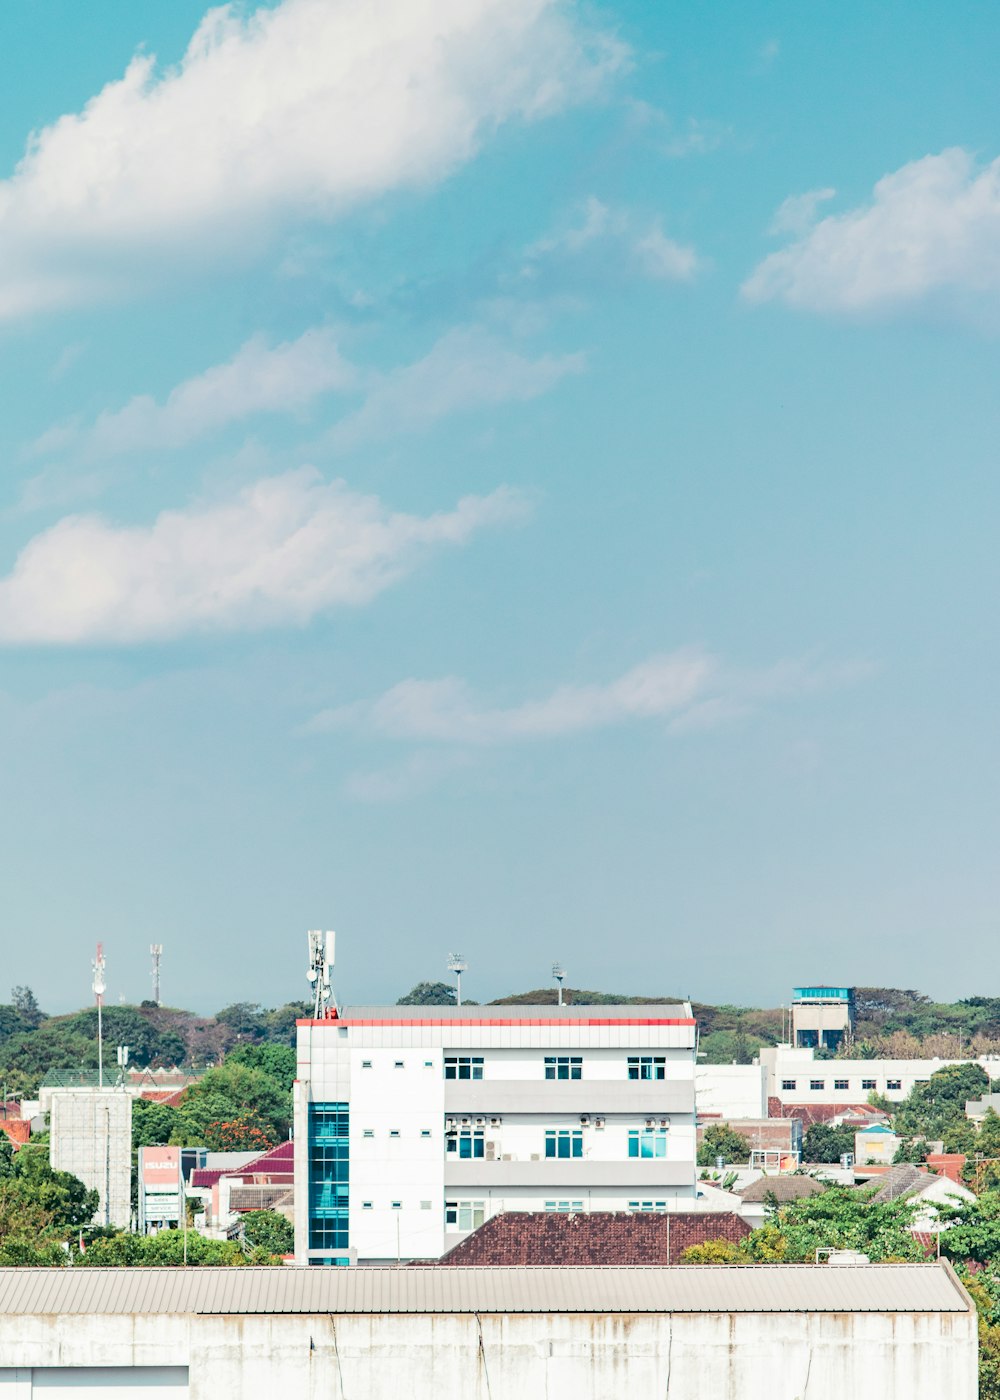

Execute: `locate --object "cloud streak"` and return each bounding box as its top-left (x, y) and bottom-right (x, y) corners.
top-left (744, 149), bottom-right (1000, 314)
top-left (32, 329), bottom-right (357, 459)
top-left (0, 469), bottom-right (528, 644)
top-left (524, 197), bottom-right (699, 284)
top-left (307, 650), bottom-right (863, 747)
top-left (0, 0), bottom-right (624, 318)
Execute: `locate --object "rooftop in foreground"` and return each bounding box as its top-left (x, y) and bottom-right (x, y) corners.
top-left (0, 1264), bottom-right (970, 1316)
top-left (302, 1003), bottom-right (692, 1023)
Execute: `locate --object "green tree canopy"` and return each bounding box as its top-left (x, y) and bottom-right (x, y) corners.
top-left (697, 1124), bottom-right (751, 1167)
top-left (396, 982), bottom-right (457, 1006)
top-left (240, 1209), bottom-right (294, 1255)
top-left (771, 1186), bottom-right (924, 1263)
top-left (803, 1123), bottom-right (856, 1164)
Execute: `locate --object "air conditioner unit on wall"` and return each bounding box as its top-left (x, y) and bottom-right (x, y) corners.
top-left (579, 1115), bottom-right (590, 1125)
top-left (475, 1117), bottom-right (486, 1127)
top-left (595, 1117), bottom-right (605, 1129)
top-left (484, 1142), bottom-right (497, 1160)
top-left (489, 1117), bottom-right (502, 1127)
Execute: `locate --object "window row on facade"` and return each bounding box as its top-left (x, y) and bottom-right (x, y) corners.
top-left (439, 1054), bottom-right (668, 1080)
top-left (444, 1126), bottom-right (670, 1159)
top-left (779, 1077), bottom-right (906, 1092)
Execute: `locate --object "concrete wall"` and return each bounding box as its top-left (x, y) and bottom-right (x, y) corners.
top-left (695, 1064), bottom-right (767, 1118)
top-left (0, 1308), bottom-right (977, 1400)
top-left (48, 1089), bottom-right (132, 1229)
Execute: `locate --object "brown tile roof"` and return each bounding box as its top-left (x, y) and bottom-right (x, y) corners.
top-left (770, 1099), bottom-right (888, 1127)
top-left (434, 1211), bottom-right (750, 1267)
top-left (854, 1164), bottom-right (937, 1204)
top-left (738, 1175), bottom-right (828, 1203)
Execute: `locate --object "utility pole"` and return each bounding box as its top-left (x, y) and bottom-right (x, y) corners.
top-left (150, 945), bottom-right (163, 1006)
top-left (92, 944), bottom-right (106, 1089)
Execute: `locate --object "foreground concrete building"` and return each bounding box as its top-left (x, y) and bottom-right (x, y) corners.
top-left (48, 1087), bottom-right (132, 1229)
top-left (294, 1002), bottom-right (699, 1264)
top-left (0, 1263), bottom-right (977, 1399)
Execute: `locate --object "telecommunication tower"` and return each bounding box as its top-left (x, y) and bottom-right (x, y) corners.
top-left (447, 952), bottom-right (468, 1008)
top-left (150, 945), bottom-right (163, 1006)
top-left (307, 930), bottom-right (336, 1019)
top-left (91, 943), bottom-right (106, 1089)
top-left (552, 962), bottom-right (566, 1006)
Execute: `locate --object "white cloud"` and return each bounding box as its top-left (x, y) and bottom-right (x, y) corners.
top-left (0, 469), bottom-right (528, 644)
top-left (0, 0), bottom-right (625, 318)
top-left (33, 328), bottom-right (357, 460)
top-left (524, 197), bottom-right (699, 284)
top-left (768, 187), bottom-right (836, 237)
top-left (744, 149), bottom-right (1000, 313)
top-left (309, 650), bottom-right (868, 746)
top-left (328, 325), bottom-right (585, 450)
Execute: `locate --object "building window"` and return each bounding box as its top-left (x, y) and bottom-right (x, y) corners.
top-left (362, 1201), bottom-right (372, 1210)
top-left (544, 1200), bottom-right (584, 1213)
top-left (627, 1056), bottom-right (666, 1081)
top-left (628, 1200), bottom-right (667, 1213)
top-left (391, 1201), bottom-right (401, 1210)
top-left (420, 1130), bottom-right (431, 1138)
top-left (887, 1079), bottom-right (902, 1091)
top-left (862, 1078), bottom-right (876, 1091)
top-left (445, 1200), bottom-right (486, 1231)
top-left (389, 1130), bottom-right (400, 1138)
top-left (545, 1130), bottom-right (583, 1159)
top-left (810, 1080), bottom-right (824, 1091)
top-left (544, 1056), bottom-right (582, 1081)
top-left (361, 1060), bottom-right (372, 1069)
top-left (628, 1129), bottom-right (668, 1159)
top-left (444, 1056), bottom-right (484, 1080)
top-left (834, 1079), bottom-right (849, 1090)
top-left (394, 1060), bottom-right (404, 1069)
top-left (308, 1103), bottom-right (349, 1252)
top-left (362, 1129), bottom-right (374, 1139)
top-left (446, 1129), bottom-right (485, 1159)
top-left (781, 1079), bottom-right (796, 1091)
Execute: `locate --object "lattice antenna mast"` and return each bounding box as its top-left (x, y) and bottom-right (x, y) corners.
top-left (552, 962), bottom-right (566, 1007)
top-left (447, 952), bottom-right (468, 1008)
top-left (307, 931), bottom-right (336, 1019)
top-left (150, 944), bottom-right (163, 1006)
top-left (91, 943), bottom-right (106, 1089)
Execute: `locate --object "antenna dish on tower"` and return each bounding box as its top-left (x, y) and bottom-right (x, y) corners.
top-left (307, 930), bottom-right (336, 1019)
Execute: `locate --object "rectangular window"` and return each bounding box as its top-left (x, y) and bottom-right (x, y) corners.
top-left (308, 1103), bottom-right (349, 1252)
top-left (394, 1060), bottom-right (404, 1069)
top-left (627, 1056), bottom-right (666, 1081)
top-left (810, 1080), bottom-right (824, 1091)
top-left (362, 1201), bottom-right (372, 1210)
top-left (361, 1060), bottom-right (372, 1069)
top-left (446, 1129), bottom-right (485, 1159)
top-left (887, 1079), bottom-right (902, 1091)
top-left (391, 1201), bottom-right (401, 1210)
top-left (544, 1200), bottom-right (584, 1213)
top-left (545, 1130), bottom-right (583, 1159)
top-left (420, 1130), bottom-right (431, 1138)
top-left (389, 1130), bottom-right (400, 1138)
top-left (862, 1078), bottom-right (877, 1091)
top-left (834, 1079), bottom-right (849, 1090)
top-left (445, 1200), bottom-right (486, 1231)
top-left (544, 1055), bottom-right (583, 1081)
top-left (781, 1079), bottom-right (796, 1091)
top-left (628, 1200), bottom-right (667, 1213)
top-left (362, 1129), bottom-right (374, 1139)
top-left (444, 1056), bottom-right (484, 1080)
top-left (628, 1129), bottom-right (668, 1159)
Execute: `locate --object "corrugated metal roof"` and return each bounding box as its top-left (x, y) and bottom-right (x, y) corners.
top-left (337, 1004), bottom-right (690, 1021)
top-left (0, 1265), bottom-right (970, 1316)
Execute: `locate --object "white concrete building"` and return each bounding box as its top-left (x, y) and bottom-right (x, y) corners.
top-left (0, 1263), bottom-right (977, 1400)
top-left (48, 1088), bottom-right (132, 1230)
top-left (294, 1003), bottom-right (698, 1264)
top-left (695, 1063), bottom-right (767, 1118)
top-left (759, 1045), bottom-right (1000, 1109)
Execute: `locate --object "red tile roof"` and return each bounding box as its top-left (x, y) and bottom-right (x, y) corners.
top-left (190, 1139), bottom-right (294, 1189)
top-left (435, 1211), bottom-right (750, 1267)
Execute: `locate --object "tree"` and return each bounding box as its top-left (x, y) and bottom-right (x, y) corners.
top-left (226, 1043), bottom-right (296, 1093)
top-left (180, 1061), bottom-right (290, 1140)
top-left (215, 1003), bottom-right (268, 1040)
top-left (770, 1186), bottom-right (924, 1263)
top-left (893, 1137), bottom-right (934, 1165)
top-left (203, 1115), bottom-right (275, 1152)
top-left (397, 982), bottom-right (457, 1006)
top-left (241, 1209), bottom-right (294, 1255)
top-left (697, 1124), bottom-right (751, 1167)
top-left (74, 1229), bottom-right (261, 1267)
top-left (10, 986), bottom-right (43, 1028)
top-left (803, 1123), bottom-right (856, 1163)
top-left (893, 1062), bottom-right (990, 1140)
top-left (5, 1145), bottom-right (98, 1227)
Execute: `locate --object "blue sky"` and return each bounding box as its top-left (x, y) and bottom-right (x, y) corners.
top-left (1, 0), bottom-right (999, 1013)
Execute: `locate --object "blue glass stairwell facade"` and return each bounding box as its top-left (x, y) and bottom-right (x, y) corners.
top-left (308, 1103), bottom-right (349, 1260)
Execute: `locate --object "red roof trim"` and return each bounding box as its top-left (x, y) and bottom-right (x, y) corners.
top-left (296, 1017), bottom-right (697, 1028)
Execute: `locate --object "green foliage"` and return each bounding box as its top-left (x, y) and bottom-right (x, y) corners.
top-left (397, 982), bottom-right (457, 1006)
top-left (772, 1186), bottom-right (924, 1262)
top-left (803, 1123), bottom-right (856, 1163)
top-left (181, 1061), bottom-right (289, 1140)
top-left (214, 1003), bottom-right (268, 1039)
top-left (10, 986), bottom-right (43, 1028)
top-left (241, 1209), bottom-right (294, 1255)
top-left (3, 1144), bottom-right (98, 1228)
top-left (697, 1124), bottom-right (751, 1167)
top-left (203, 1114), bottom-right (275, 1152)
top-left (938, 1190), bottom-right (1000, 1264)
top-left (892, 1062), bottom-right (990, 1140)
top-left (225, 1042), bottom-right (296, 1093)
top-left (681, 1225), bottom-right (787, 1265)
top-left (892, 1137), bottom-right (933, 1164)
top-left (74, 1229), bottom-right (264, 1266)
top-left (680, 1238), bottom-right (744, 1263)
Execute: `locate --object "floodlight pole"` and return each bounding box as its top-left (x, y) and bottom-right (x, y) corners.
top-left (92, 944), bottom-right (106, 1089)
top-left (553, 963), bottom-right (566, 1007)
top-left (447, 953), bottom-right (467, 1008)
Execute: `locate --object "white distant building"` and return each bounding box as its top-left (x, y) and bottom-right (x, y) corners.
top-left (695, 1063), bottom-right (767, 1118)
top-left (48, 1087), bottom-right (132, 1229)
top-left (294, 1003), bottom-right (698, 1265)
top-left (759, 1045), bottom-right (1000, 1109)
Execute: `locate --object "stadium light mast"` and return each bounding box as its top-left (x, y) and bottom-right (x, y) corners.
top-left (150, 945), bottom-right (163, 1006)
top-left (552, 962), bottom-right (566, 1007)
top-left (447, 953), bottom-right (468, 1008)
top-left (91, 944), bottom-right (106, 1089)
